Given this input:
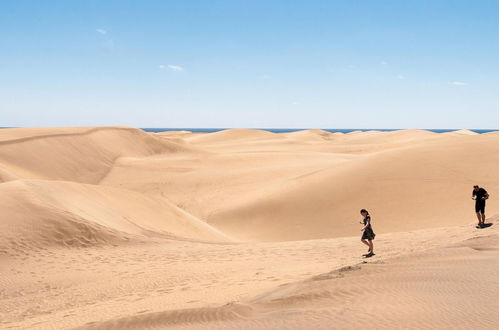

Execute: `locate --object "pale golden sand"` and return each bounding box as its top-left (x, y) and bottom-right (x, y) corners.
top-left (1, 127), bottom-right (498, 329)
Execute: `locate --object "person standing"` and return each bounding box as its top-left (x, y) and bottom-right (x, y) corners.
top-left (472, 185), bottom-right (489, 228)
top-left (360, 209), bottom-right (376, 257)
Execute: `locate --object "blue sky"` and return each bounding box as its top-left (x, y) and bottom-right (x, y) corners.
top-left (1, 0), bottom-right (499, 128)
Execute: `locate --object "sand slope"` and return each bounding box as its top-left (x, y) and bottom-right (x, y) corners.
top-left (0, 179), bottom-right (230, 254)
top-left (0, 127), bottom-right (193, 184)
top-left (208, 133), bottom-right (499, 240)
top-left (71, 216), bottom-right (499, 330)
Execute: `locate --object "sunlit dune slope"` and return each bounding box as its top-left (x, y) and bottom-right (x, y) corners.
top-left (0, 126), bottom-right (194, 184)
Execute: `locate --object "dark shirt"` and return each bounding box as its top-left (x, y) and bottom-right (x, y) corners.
top-left (473, 188), bottom-right (488, 202)
top-left (363, 215), bottom-right (372, 227)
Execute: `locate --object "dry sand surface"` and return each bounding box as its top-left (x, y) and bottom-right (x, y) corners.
top-left (1, 126), bottom-right (499, 329)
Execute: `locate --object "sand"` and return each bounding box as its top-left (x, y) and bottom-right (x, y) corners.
top-left (1, 126), bottom-right (498, 329)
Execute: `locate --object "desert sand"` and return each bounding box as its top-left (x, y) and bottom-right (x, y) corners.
top-left (1, 126), bottom-right (499, 329)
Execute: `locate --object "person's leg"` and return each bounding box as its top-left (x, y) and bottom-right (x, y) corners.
top-left (361, 239), bottom-right (369, 248)
top-left (479, 202), bottom-right (486, 225)
top-left (368, 240), bottom-right (374, 254)
top-left (476, 212), bottom-right (482, 224)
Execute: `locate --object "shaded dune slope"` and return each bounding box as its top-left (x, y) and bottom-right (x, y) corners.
top-left (0, 179), bottom-right (230, 253)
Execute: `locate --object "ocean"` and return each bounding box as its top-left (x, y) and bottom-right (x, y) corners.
top-left (0, 127), bottom-right (496, 134)
top-left (141, 128), bottom-right (498, 134)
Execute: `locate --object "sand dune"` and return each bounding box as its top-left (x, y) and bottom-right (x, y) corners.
top-left (340, 129), bottom-right (439, 144)
top-left (283, 129), bottom-right (334, 141)
top-left (443, 128), bottom-right (479, 136)
top-left (0, 179), bottom-right (230, 253)
top-left (0, 163), bottom-right (18, 182)
top-left (185, 128), bottom-right (284, 144)
top-left (1, 127), bottom-right (499, 329)
top-left (67, 217), bottom-right (499, 329)
top-left (243, 231), bottom-right (499, 329)
top-left (99, 129), bottom-right (499, 241)
top-left (0, 126), bottom-right (192, 184)
top-left (208, 133), bottom-right (499, 240)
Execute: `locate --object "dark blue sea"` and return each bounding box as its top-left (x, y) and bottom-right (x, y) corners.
top-left (142, 128), bottom-right (498, 134)
top-left (0, 127), bottom-right (496, 134)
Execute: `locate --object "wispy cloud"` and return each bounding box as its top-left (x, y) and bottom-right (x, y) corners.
top-left (168, 65), bottom-right (183, 71)
top-left (159, 65), bottom-right (183, 72)
top-left (452, 81), bottom-right (468, 86)
top-left (397, 74), bottom-right (405, 80)
top-left (96, 28), bottom-right (107, 35)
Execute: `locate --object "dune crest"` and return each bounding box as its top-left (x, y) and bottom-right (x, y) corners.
top-left (283, 129), bottom-right (334, 141)
top-left (444, 129), bottom-right (479, 136)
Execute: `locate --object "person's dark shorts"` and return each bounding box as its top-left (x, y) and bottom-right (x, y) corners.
top-left (475, 200), bottom-right (486, 213)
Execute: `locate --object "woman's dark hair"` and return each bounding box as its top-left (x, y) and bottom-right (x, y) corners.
top-left (360, 209), bottom-right (369, 215)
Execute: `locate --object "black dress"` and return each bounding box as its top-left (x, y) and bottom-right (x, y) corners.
top-left (361, 215), bottom-right (376, 240)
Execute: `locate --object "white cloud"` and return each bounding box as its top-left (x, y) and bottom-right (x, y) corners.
top-left (452, 81), bottom-right (468, 86)
top-left (159, 64), bottom-right (184, 72)
top-left (167, 65), bottom-right (183, 71)
top-left (96, 29), bottom-right (107, 35)
top-left (397, 74), bottom-right (405, 80)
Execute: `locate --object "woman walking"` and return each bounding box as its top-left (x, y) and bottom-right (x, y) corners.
top-left (360, 209), bottom-right (375, 257)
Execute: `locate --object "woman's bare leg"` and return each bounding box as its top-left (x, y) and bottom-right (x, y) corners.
top-left (361, 239), bottom-right (369, 251)
top-left (368, 240), bottom-right (374, 254)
